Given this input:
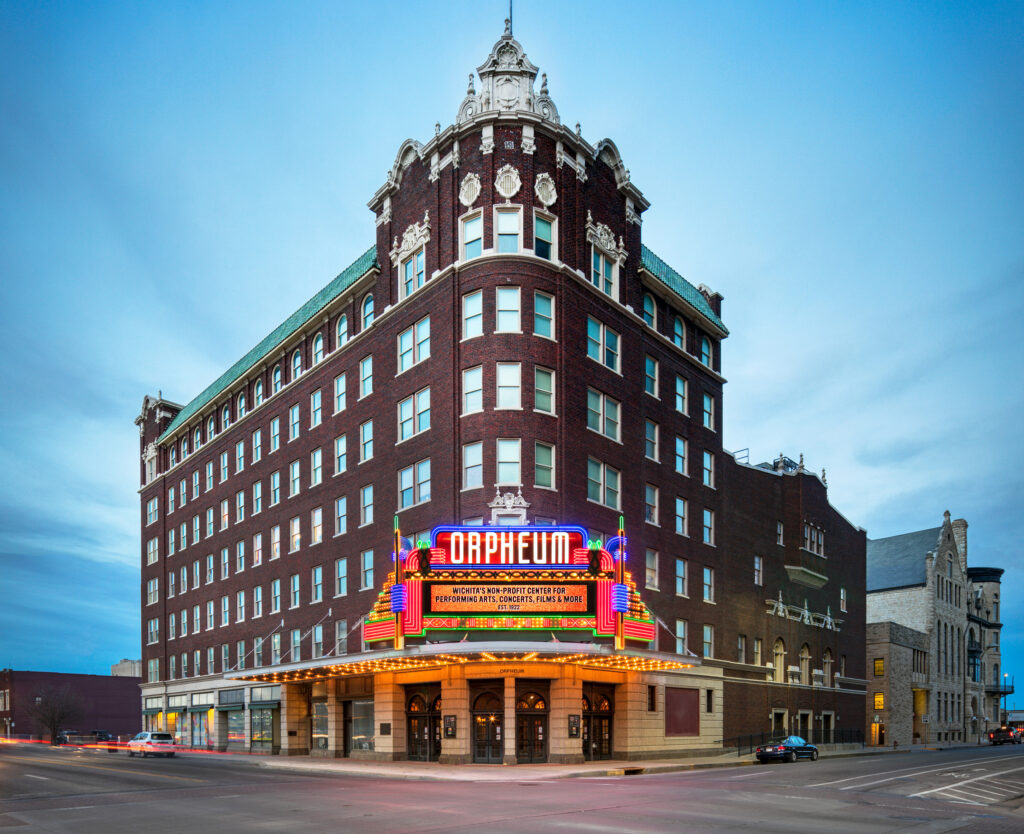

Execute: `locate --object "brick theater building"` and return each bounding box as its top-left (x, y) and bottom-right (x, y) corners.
top-left (135, 24), bottom-right (866, 763)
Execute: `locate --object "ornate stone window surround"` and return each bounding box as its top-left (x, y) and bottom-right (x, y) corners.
top-left (585, 211), bottom-right (628, 303)
top-left (390, 212), bottom-right (431, 302)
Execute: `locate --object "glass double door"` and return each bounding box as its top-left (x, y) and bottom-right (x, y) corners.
top-left (582, 686), bottom-right (614, 761)
top-left (407, 714), bottom-right (440, 761)
top-left (473, 712), bottom-right (503, 763)
top-left (515, 715), bottom-right (547, 763)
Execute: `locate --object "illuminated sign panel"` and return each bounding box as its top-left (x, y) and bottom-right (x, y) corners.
top-left (429, 583), bottom-right (592, 614)
top-left (430, 526), bottom-right (585, 569)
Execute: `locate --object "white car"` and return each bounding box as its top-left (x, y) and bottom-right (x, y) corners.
top-left (127, 731), bottom-right (177, 758)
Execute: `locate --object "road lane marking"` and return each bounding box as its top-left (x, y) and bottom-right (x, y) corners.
top-left (810, 753), bottom-right (1011, 787)
top-left (911, 763), bottom-right (1024, 798)
top-left (7, 755), bottom-right (203, 782)
top-left (24, 775), bottom-right (49, 781)
top-left (728, 771), bottom-right (773, 779)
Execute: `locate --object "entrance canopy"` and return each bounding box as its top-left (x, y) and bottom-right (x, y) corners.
top-left (225, 641), bottom-right (697, 684)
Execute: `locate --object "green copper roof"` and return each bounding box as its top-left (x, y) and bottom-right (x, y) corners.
top-left (641, 245), bottom-right (728, 335)
top-left (158, 246), bottom-right (378, 443)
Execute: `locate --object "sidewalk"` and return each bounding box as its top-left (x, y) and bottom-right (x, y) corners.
top-left (255, 743), bottom-right (899, 782)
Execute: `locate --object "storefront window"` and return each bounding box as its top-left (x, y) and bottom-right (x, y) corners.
top-left (351, 699), bottom-right (375, 752)
top-left (311, 701), bottom-right (328, 750)
top-left (227, 710), bottom-right (245, 745)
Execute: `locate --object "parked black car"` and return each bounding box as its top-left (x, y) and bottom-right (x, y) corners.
top-left (755, 735), bottom-right (819, 763)
top-left (91, 730), bottom-right (113, 742)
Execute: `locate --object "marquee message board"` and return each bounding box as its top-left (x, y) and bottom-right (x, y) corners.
top-left (364, 524), bottom-right (656, 644)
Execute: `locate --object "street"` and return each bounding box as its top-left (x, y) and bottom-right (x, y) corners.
top-left (2, 742), bottom-right (1023, 832)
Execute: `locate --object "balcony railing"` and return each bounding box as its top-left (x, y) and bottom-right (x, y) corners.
top-left (986, 682), bottom-right (1014, 696)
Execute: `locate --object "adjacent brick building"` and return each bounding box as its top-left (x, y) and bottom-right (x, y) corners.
top-left (135, 23), bottom-right (866, 763)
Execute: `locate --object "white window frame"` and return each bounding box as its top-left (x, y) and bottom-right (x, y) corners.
top-left (462, 441), bottom-right (483, 490)
top-left (495, 286), bottom-right (521, 333)
top-left (460, 211), bottom-right (483, 261)
top-left (495, 438), bottom-right (521, 486)
top-left (495, 363), bottom-right (522, 410)
top-left (462, 290), bottom-right (483, 340)
top-left (493, 205), bottom-right (522, 253)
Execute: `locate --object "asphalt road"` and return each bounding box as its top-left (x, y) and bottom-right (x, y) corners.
top-left (2, 742), bottom-right (1023, 832)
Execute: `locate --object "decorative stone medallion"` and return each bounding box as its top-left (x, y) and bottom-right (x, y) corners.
top-left (494, 164), bottom-right (522, 200)
top-left (534, 172), bottom-right (557, 207)
top-left (459, 172), bottom-right (481, 207)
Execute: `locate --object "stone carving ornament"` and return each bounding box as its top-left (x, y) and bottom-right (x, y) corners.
top-left (459, 172), bottom-right (481, 208)
top-left (534, 172), bottom-right (557, 207)
top-left (389, 211), bottom-right (431, 267)
top-left (494, 164), bottom-right (521, 201)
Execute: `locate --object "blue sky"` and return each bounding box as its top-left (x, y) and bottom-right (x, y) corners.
top-left (1, 1), bottom-right (1022, 697)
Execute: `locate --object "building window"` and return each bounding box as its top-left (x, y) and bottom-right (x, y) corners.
top-left (773, 639), bottom-right (786, 682)
top-left (312, 566), bottom-right (323, 603)
top-left (644, 420), bottom-right (658, 460)
top-left (674, 497), bottom-right (688, 536)
top-left (496, 439), bottom-right (521, 486)
top-left (702, 393), bottom-right (715, 430)
top-left (534, 366), bottom-right (554, 414)
top-left (334, 497), bottom-right (347, 536)
top-left (220, 595), bottom-right (230, 626)
top-left (289, 574), bottom-right (300, 608)
top-left (462, 290), bottom-right (482, 339)
top-left (737, 635), bottom-right (746, 664)
top-left (336, 314), bottom-right (348, 347)
top-left (146, 538), bottom-right (159, 565)
top-left (205, 462), bottom-right (213, 491)
top-left (674, 436), bottom-right (688, 475)
top-left (270, 471), bottom-right (280, 505)
top-left (289, 516), bottom-right (301, 552)
top-left (703, 567), bottom-right (714, 602)
top-left (644, 484), bottom-right (658, 525)
top-left (534, 291), bottom-right (554, 338)
top-left (803, 523), bottom-right (825, 556)
top-left (311, 507), bottom-right (323, 545)
top-left (673, 377), bottom-right (689, 415)
top-left (360, 484), bottom-right (373, 526)
top-left (271, 579), bottom-right (280, 613)
top-left (335, 619), bottom-right (348, 655)
top-left (398, 316), bottom-right (430, 372)
top-left (495, 207), bottom-right (520, 252)
top-left (270, 417), bottom-right (280, 452)
top-left (312, 333), bottom-right (324, 365)
top-left (463, 441), bottom-right (483, 489)
top-left (591, 249), bottom-right (614, 296)
top-left (645, 549), bottom-right (659, 589)
top-left (495, 286), bottom-right (521, 332)
top-left (272, 364), bottom-right (282, 393)
top-left (331, 375), bottom-right (347, 417)
top-left (361, 293), bottom-right (374, 328)
top-left (874, 658), bottom-right (884, 676)
top-left (754, 555), bottom-right (763, 586)
top-left (534, 214), bottom-right (553, 259)
top-left (462, 366), bottom-right (483, 414)
top-left (146, 497), bottom-right (159, 525)
top-left (675, 559), bottom-right (688, 596)
top-left (702, 451), bottom-right (715, 488)
top-left (359, 355), bottom-right (373, 398)
top-left (400, 248), bottom-right (425, 299)
top-left (310, 449), bottom-right (322, 486)
top-left (236, 590), bottom-right (246, 623)
top-left (675, 620), bottom-right (687, 655)
top-left (702, 508), bottom-right (715, 546)
top-left (289, 460), bottom-right (300, 496)
top-left (290, 629), bottom-right (301, 662)
top-left (288, 404), bottom-right (300, 441)
top-left (776, 522), bottom-right (784, 545)
top-left (702, 625), bottom-right (714, 658)
top-left (840, 586), bottom-right (847, 613)
top-left (586, 389), bottom-right (620, 441)
top-left (496, 363), bottom-right (522, 409)
top-left (360, 550), bottom-right (374, 589)
top-left (641, 293), bottom-right (655, 326)
top-left (700, 336), bottom-right (712, 366)
top-left (333, 435), bottom-right (347, 475)
top-left (754, 638), bottom-right (763, 667)
top-left (873, 692), bottom-right (884, 710)
top-left (271, 634), bottom-right (281, 665)
top-left (534, 442), bottom-right (554, 489)
top-left (644, 355), bottom-right (658, 397)
top-left (253, 533), bottom-right (263, 566)
top-left (587, 458), bottom-right (620, 509)
top-left (335, 558), bottom-right (348, 596)
top-left (360, 420), bottom-right (373, 462)
top-left (310, 390), bottom-right (322, 427)
top-left (673, 317), bottom-right (685, 348)
top-left (462, 213), bottom-right (482, 260)
top-left (398, 459), bottom-right (431, 509)
top-left (252, 430), bottom-right (262, 463)
top-left (398, 388), bottom-right (431, 441)
top-left (586, 317), bottom-right (619, 372)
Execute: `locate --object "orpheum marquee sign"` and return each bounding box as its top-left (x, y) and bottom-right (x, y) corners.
top-left (364, 525), bottom-right (656, 645)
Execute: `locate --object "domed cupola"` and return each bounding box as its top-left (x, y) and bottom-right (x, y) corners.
top-left (456, 19), bottom-right (560, 126)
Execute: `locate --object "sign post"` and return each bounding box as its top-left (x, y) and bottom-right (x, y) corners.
top-left (393, 516), bottom-right (405, 651)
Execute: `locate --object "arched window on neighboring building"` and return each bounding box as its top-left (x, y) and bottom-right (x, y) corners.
top-left (362, 294), bottom-right (374, 329)
top-left (700, 335), bottom-right (712, 366)
top-left (312, 333), bottom-right (324, 365)
top-left (642, 293), bottom-right (655, 327)
top-left (337, 313), bottom-right (349, 347)
top-left (773, 638), bottom-right (786, 683)
top-left (823, 648), bottom-right (834, 687)
top-left (237, 392), bottom-right (247, 418)
top-left (222, 404), bottom-right (231, 428)
top-left (291, 349), bottom-right (302, 380)
top-left (207, 415), bottom-right (215, 438)
top-left (272, 365), bottom-right (282, 394)
top-left (194, 428), bottom-right (202, 450)
top-left (254, 379), bottom-right (264, 407)
top-left (673, 317), bottom-right (685, 348)
top-left (799, 644), bottom-right (811, 685)
top-left (180, 437), bottom-right (188, 460)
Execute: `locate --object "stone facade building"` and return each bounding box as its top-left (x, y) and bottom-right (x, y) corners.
top-left (866, 512), bottom-right (1009, 745)
top-left (134, 24), bottom-right (866, 763)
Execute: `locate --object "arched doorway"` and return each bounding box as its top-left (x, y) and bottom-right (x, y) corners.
top-left (582, 686), bottom-right (613, 760)
top-left (515, 692), bottom-right (548, 764)
top-left (406, 688), bottom-right (441, 762)
top-left (472, 691), bottom-right (503, 764)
